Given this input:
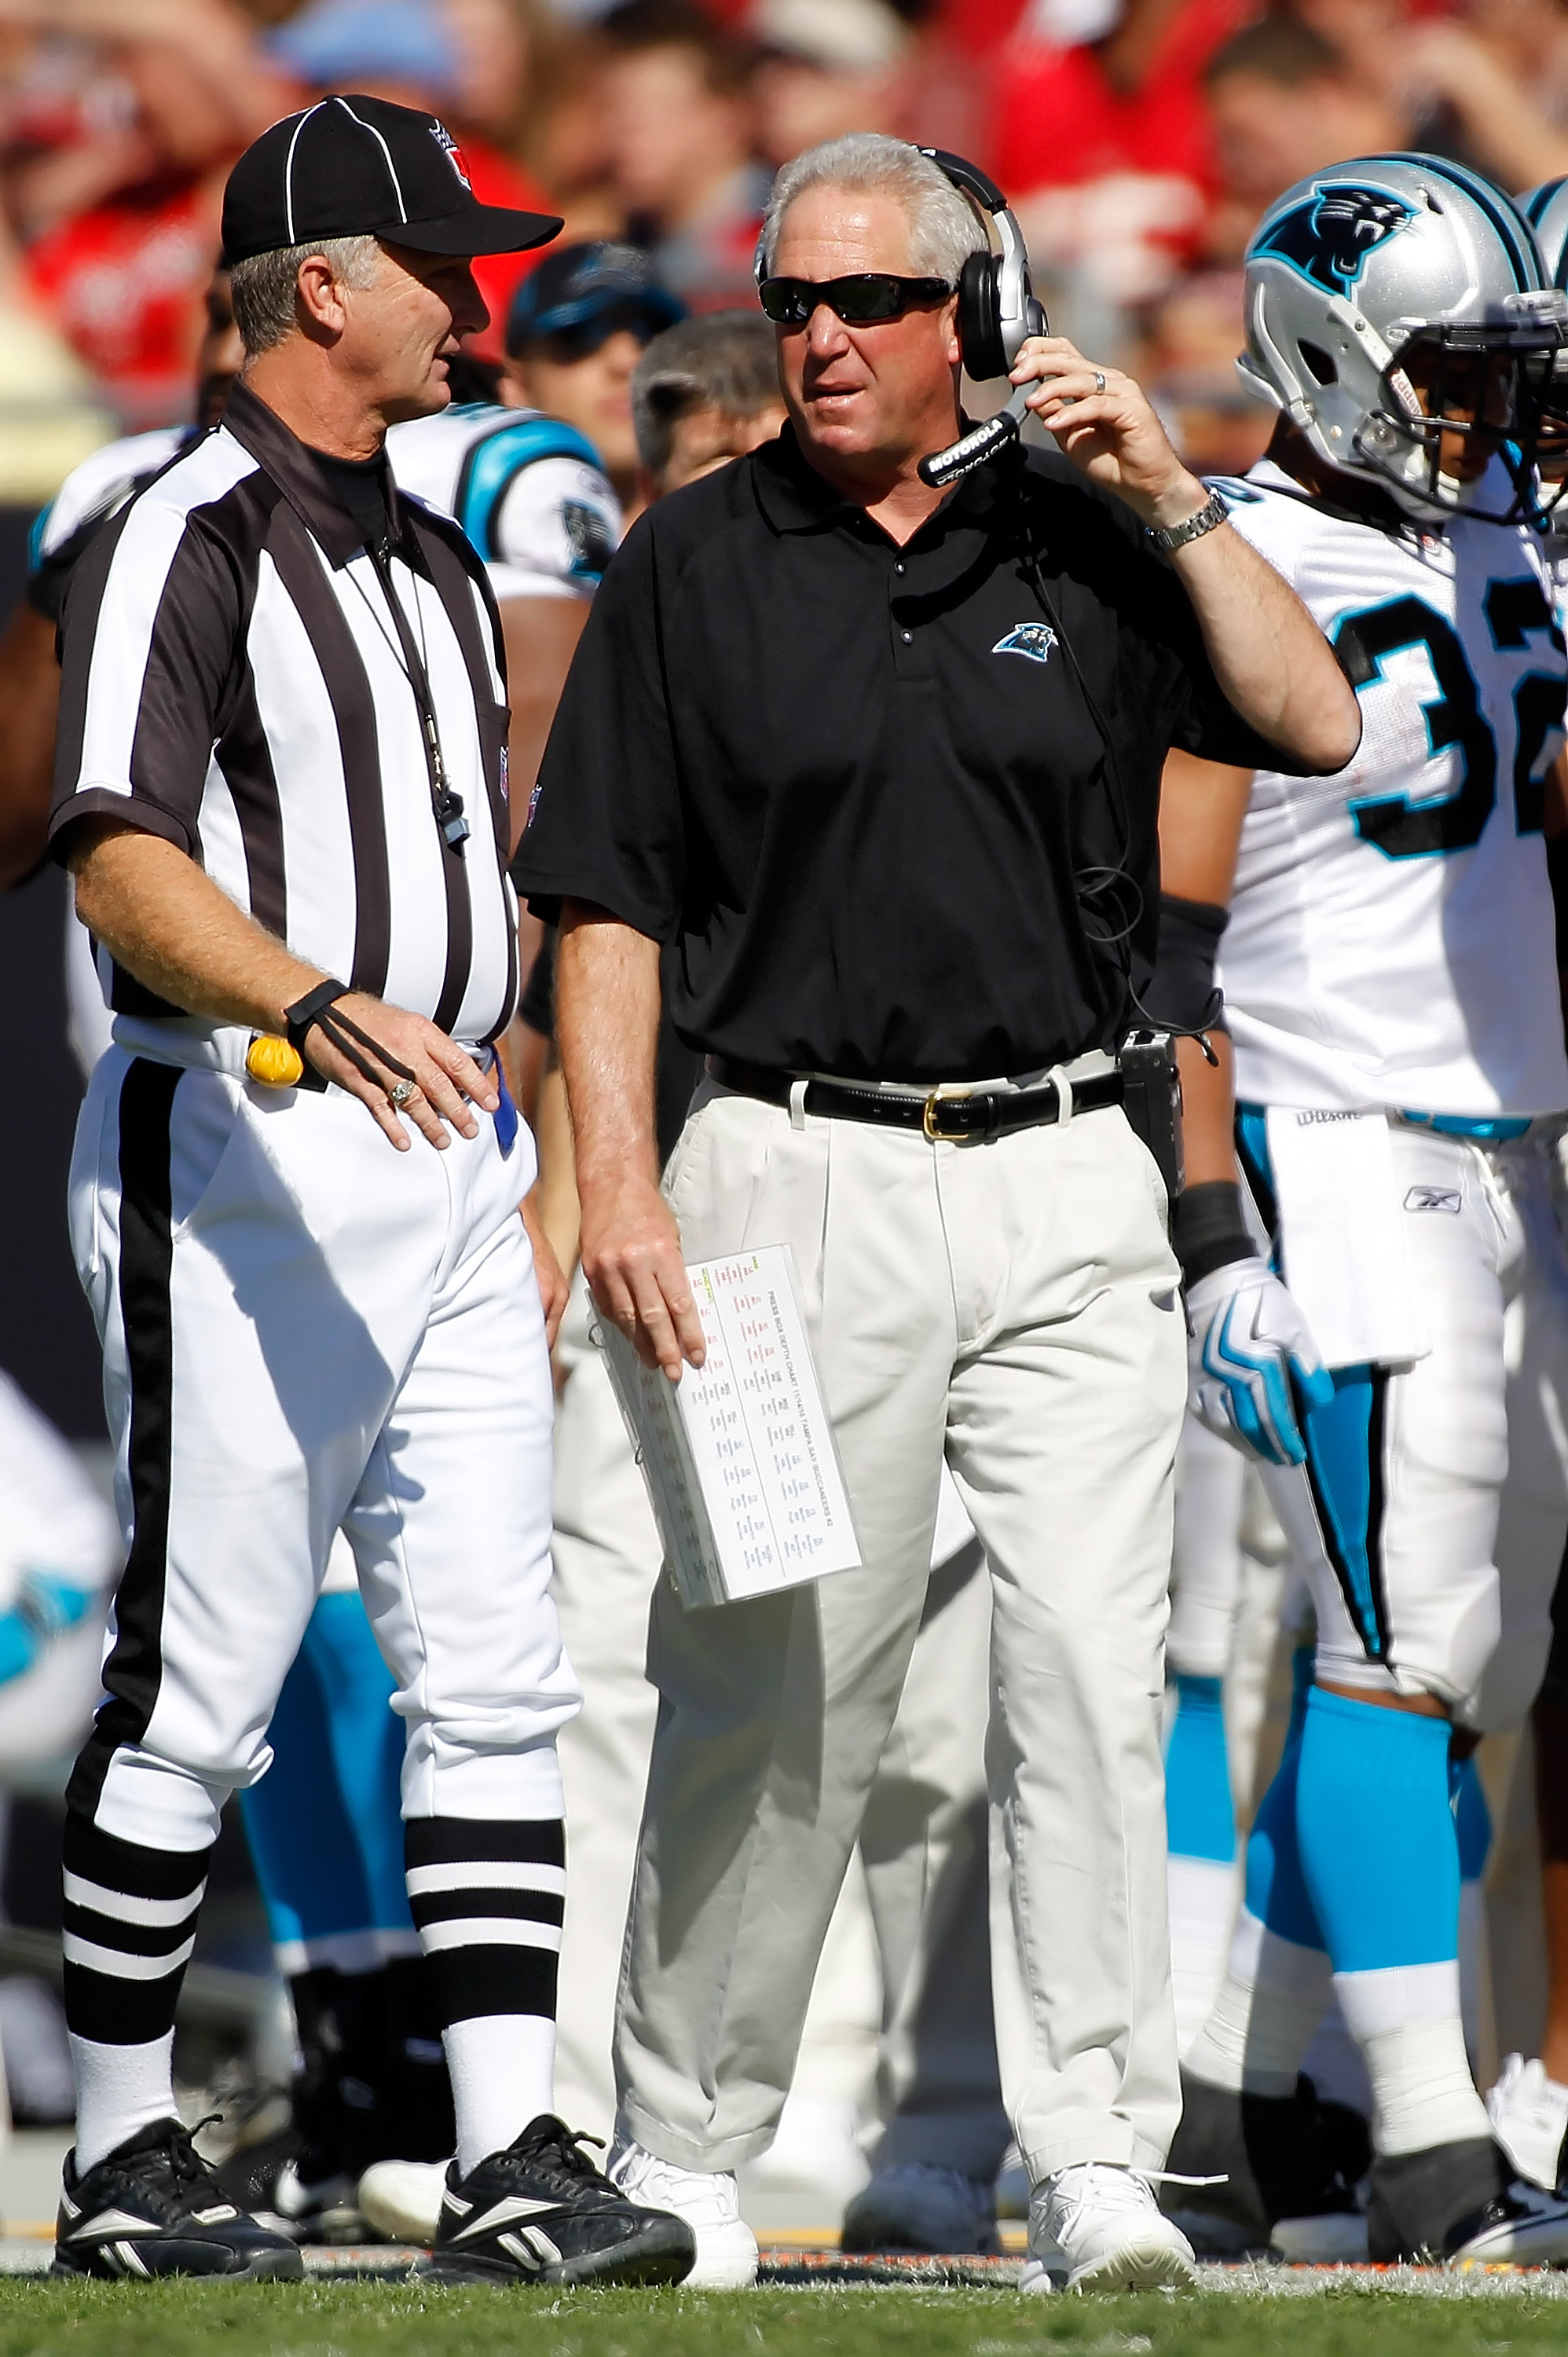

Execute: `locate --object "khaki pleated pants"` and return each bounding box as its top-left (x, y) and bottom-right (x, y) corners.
top-left (613, 1087), bottom-right (1188, 2181)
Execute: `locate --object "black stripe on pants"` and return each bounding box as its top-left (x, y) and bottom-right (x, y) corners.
top-left (67, 1058), bottom-right (181, 1825)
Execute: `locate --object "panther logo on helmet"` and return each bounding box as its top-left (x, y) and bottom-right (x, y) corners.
top-left (1256, 183), bottom-right (1414, 296)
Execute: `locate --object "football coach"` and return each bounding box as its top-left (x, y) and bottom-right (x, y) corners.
top-left (515, 132), bottom-right (1361, 2294)
top-left (46, 94), bottom-right (692, 2290)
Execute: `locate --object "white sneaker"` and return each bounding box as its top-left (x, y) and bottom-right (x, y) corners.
top-left (1021, 2164), bottom-right (1197, 2294)
top-left (607, 2135), bottom-right (758, 2288)
top-left (1488, 2054), bottom-right (1568, 2193)
top-left (357, 2158), bottom-right (450, 2245)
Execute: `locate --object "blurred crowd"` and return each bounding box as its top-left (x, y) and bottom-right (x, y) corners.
top-left (5, 0), bottom-right (1568, 500)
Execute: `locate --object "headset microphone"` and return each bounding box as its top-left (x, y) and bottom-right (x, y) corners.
top-left (920, 384), bottom-right (1032, 489)
top-left (915, 149), bottom-right (1045, 488)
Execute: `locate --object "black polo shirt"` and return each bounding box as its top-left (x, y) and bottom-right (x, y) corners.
top-left (516, 424), bottom-right (1298, 1084)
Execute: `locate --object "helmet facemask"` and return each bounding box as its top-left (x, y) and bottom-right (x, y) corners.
top-left (1361, 315), bottom-right (1568, 524)
top-left (1530, 342), bottom-right (1568, 522)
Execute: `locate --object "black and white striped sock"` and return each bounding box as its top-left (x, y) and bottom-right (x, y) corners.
top-left (404, 1818), bottom-right (564, 2173)
top-left (61, 1818), bottom-right (209, 2172)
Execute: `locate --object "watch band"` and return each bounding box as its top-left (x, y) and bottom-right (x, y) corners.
top-left (1149, 488), bottom-right (1229, 552)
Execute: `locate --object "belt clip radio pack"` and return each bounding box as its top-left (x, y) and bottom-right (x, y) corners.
top-left (1118, 1028), bottom-right (1184, 1208)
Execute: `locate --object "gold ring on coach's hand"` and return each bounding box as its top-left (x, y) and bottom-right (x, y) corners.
top-left (388, 1079), bottom-right (418, 1109)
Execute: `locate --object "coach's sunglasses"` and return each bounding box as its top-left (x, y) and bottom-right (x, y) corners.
top-left (758, 273), bottom-right (954, 327)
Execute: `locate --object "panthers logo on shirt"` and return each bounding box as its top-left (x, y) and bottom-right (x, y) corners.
top-left (1256, 182), bottom-right (1414, 296)
top-left (992, 622), bottom-right (1057, 664)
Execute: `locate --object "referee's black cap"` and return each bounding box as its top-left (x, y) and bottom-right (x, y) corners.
top-left (222, 93), bottom-right (562, 267)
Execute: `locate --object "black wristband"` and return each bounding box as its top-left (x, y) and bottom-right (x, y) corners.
top-left (1173, 1178), bottom-right (1256, 1288)
top-left (284, 977), bottom-right (350, 1054)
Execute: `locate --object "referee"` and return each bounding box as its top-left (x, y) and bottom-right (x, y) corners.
top-left (516, 133), bottom-right (1360, 2294)
top-left (47, 93), bottom-right (691, 2290)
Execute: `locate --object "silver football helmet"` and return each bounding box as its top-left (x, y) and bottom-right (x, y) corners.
top-left (1240, 153), bottom-right (1567, 522)
top-left (1523, 177), bottom-right (1568, 289)
top-left (1519, 179), bottom-right (1568, 511)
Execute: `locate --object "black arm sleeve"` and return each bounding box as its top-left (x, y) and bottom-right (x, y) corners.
top-left (1145, 893), bottom-right (1229, 1032)
top-left (1172, 1178), bottom-right (1257, 1288)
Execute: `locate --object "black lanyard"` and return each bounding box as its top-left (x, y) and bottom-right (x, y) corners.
top-left (361, 541), bottom-right (471, 855)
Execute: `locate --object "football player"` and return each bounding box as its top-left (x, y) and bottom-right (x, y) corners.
top-left (1156, 155), bottom-right (1568, 2267)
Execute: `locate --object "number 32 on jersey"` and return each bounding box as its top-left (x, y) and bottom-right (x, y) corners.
top-left (1335, 581), bottom-right (1566, 857)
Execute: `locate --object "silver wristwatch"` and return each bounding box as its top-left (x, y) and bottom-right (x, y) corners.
top-left (1149, 488), bottom-right (1229, 552)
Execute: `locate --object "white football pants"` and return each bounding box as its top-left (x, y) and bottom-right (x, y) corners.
top-left (1247, 1118), bottom-right (1568, 1727)
top-left (66, 1043), bottom-right (576, 1852)
top-left (614, 1087), bottom-right (1188, 2180)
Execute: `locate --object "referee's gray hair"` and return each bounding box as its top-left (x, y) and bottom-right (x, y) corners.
top-left (230, 233), bottom-right (383, 356)
top-left (632, 311), bottom-right (780, 478)
top-left (760, 134), bottom-right (986, 284)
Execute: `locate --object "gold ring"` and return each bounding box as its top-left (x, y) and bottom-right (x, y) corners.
top-left (388, 1080), bottom-right (418, 1109)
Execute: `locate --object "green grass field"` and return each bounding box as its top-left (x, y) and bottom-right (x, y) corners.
top-left (3, 2281), bottom-right (1568, 2357)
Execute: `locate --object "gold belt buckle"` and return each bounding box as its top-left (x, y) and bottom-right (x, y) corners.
top-left (922, 1083), bottom-right (974, 1142)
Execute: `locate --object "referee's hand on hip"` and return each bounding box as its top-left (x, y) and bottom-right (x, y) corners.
top-left (298, 991), bottom-right (500, 1153)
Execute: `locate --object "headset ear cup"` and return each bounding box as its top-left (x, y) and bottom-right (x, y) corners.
top-left (958, 251), bottom-right (1008, 379)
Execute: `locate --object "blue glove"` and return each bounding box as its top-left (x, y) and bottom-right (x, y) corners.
top-left (1185, 1256), bottom-right (1334, 1467)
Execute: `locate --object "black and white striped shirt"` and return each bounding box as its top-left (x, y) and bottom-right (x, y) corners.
top-left (49, 380), bottom-right (518, 1047)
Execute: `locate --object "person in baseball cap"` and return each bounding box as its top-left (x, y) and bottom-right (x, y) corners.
top-left (222, 90), bottom-right (562, 268)
top-left (504, 244), bottom-right (686, 518)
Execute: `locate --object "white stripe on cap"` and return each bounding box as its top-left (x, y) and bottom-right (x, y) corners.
top-left (336, 97), bottom-right (408, 225)
top-left (283, 100), bottom-right (328, 246)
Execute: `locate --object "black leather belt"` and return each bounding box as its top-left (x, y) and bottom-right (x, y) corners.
top-left (707, 1055), bottom-right (1125, 1143)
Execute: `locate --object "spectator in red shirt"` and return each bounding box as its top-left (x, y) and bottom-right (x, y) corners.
top-left (16, 0), bottom-right (292, 424)
top-left (985, 0), bottom-right (1254, 335)
top-left (265, 0), bottom-right (560, 360)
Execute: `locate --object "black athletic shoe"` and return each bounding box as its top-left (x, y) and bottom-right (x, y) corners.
top-left (1368, 2136), bottom-right (1568, 2264)
top-left (1161, 2070), bottom-right (1365, 2259)
top-left (53, 2117), bottom-right (305, 2279)
top-left (217, 2128), bottom-right (367, 2245)
top-left (413, 2114), bottom-right (696, 2287)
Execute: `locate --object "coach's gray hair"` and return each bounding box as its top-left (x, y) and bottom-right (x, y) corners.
top-left (760, 134), bottom-right (986, 284)
top-left (229, 233), bottom-right (382, 356)
top-left (632, 311), bottom-right (780, 478)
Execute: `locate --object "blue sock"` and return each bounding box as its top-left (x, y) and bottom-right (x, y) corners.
top-left (1184, 1648), bottom-right (1331, 2095)
top-left (240, 1592), bottom-right (412, 1972)
top-left (1295, 1688), bottom-right (1457, 1974)
top-left (1166, 1673), bottom-right (1235, 1864)
top-left (302, 1592), bottom-right (412, 1940)
top-left (1244, 1647), bottom-right (1324, 1950)
top-left (1294, 1688), bottom-right (1486, 2152)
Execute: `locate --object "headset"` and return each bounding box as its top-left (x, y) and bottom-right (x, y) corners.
top-left (916, 149), bottom-right (1046, 486)
top-left (753, 146), bottom-right (1045, 488)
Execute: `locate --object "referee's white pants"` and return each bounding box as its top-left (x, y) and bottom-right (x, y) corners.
top-left (65, 1043), bottom-right (576, 1853)
top-left (614, 1090), bottom-right (1188, 2181)
top-left (1253, 1121), bottom-right (1568, 1728)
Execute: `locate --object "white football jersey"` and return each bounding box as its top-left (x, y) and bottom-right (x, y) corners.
top-left (387, 402), bottom-right (621, 602)
top-left (1214, 459), bottom-right (1568, 1117)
